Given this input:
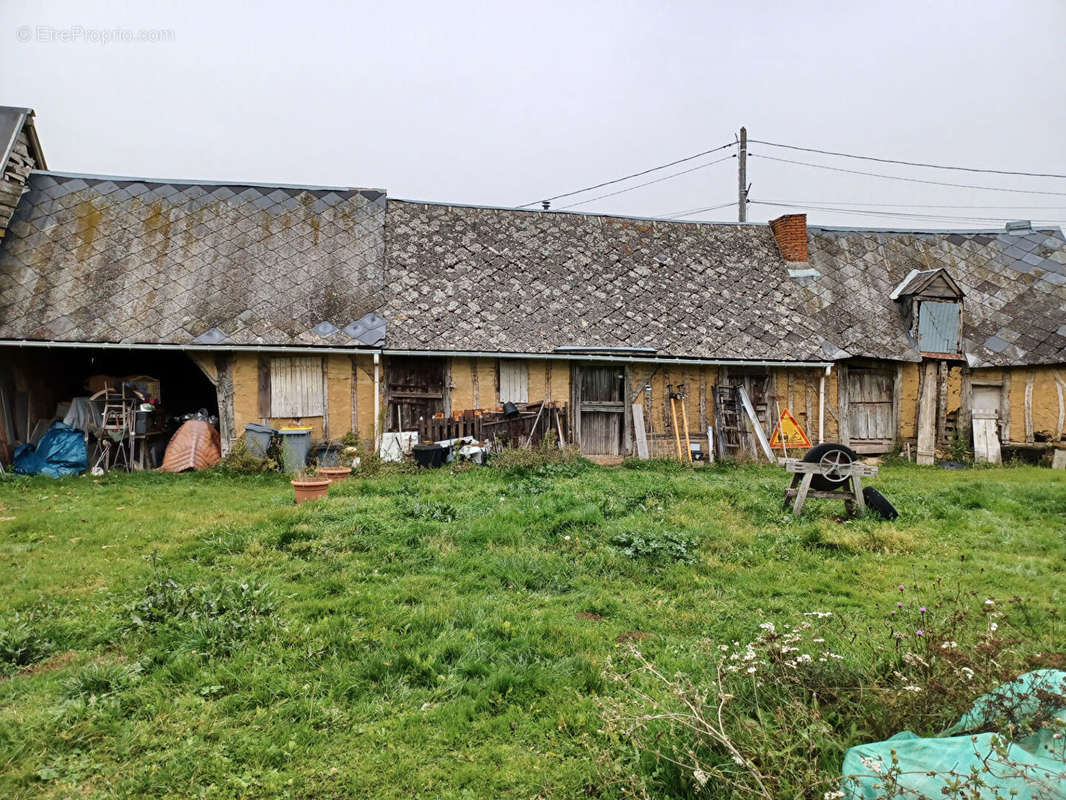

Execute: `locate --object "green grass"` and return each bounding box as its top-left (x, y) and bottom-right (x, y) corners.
top-left (0, 460), bottom-right (1063, 798)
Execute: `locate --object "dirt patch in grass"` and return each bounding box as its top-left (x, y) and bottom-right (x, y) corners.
top-left (1, 649), bottom-right (78, 682)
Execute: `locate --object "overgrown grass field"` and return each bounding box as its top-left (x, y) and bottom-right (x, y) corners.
top-left (0, 460), bottom-right (1063, 798)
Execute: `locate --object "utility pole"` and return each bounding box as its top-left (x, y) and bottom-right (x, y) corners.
top-left (738, 126), bottom-right (747, 222)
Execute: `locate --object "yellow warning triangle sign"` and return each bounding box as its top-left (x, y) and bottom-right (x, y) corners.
top-left (769, 408), bottom-right (811, 449)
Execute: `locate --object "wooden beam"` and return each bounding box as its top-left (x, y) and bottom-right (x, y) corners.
top-left (1000, 372), bottom-right (1012, 442)
top-left (632, 404), bottom-right (649, 460)
top-left (351, 355), bottom-right (359, 438)
top-left (936, 360), bottom-right (948, 446)
top-left (738, 386), bottom-right (774, 462)
top-left (838, 364), bottom-right (849, 445)
top-left (916, 360), bottom-right (937, 465)
top-left (1024, 368), bottom-right (1035, 443)
top-left (960, 367), bottom-right (973, 447)
top-left (893, 364), bottom-right (903, 448)
top-left (258, 355), bottom-right (270, 421)
top-left (1054, 371), bottom-right (1065, 442)
top-left (321, 357), bottom-right (330, 441)
top-left (214, 353), bottom-right (235, 455)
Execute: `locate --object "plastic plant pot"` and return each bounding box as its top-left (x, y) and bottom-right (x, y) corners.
top-left (317, 466), bottom-right (352, 482)
top-left (291, 477), bottom-right (330, 504)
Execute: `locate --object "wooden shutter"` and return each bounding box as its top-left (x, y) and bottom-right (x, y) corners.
top-left (270, 357), bottom-right (324, 417)
top-left (498, 359), bottom-right (528, 403)
top-left (917, 301), bottom-right (960, 353)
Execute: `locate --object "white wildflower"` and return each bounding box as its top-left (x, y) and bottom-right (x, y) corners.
top-left (746, 665), bottom-right (757, 674)
top-left (693, 768), bottom-right (709, 787)
top-left (985, 599), bottom-right (995, 606)
top-left (940, 641), bottom-right (958, 649)
top-left (719, 644), bottom-right (729, 652)
top-left (902, 685), bottom-right (922, 693)
top-left (989, 622), bottom-right (998, 632)
top-left (759, 622), bottom-right (776, 632)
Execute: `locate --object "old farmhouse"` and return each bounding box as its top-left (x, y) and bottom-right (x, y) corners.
top-left (1, 107), bottom-right (1065, 465)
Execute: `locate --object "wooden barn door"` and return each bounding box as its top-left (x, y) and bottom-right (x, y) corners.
top-left (573, 365), bottom-right (625, 456)
top-left (385, 357), bottom-right (445, 432)
top-left (846, 367), bottom-right (895, 452)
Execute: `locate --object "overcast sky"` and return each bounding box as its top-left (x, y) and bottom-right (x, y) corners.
top-left (2, 0), bottom-right (1065, 230)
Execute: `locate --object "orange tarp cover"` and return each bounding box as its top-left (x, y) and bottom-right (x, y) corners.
top-left (160, 420), bottom-right (221, 472)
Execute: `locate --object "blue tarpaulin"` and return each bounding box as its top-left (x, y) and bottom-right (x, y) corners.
top-left (13, 422), bottom-right (88, 478)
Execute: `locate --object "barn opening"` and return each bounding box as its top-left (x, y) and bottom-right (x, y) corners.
top-left (0, 346), bottom-right (219, 468)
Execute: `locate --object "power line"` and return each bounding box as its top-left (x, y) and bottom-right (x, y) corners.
top-left (661, 201), bottom-right (737, 218)
top-left (557, 155), bottom-right (735, 210)
top-left (516, 141), bottom-right (735, 209)
top-left (751, 153), bottom-right (1066, 197)
top-left (749, 138), bottom-right (1066, 180)
top-left (752, 200), bottom-right (1050, 225)
top-left (767, 199), bottom-right (1066, 210)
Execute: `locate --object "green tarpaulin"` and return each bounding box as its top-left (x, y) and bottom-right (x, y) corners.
top-left (842, 670), bottom-right (1066, 799)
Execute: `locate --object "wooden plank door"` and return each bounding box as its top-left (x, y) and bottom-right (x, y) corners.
top-left (385, 357), bottom-right (445, 432)
top-left (575, 365), bottom-right (624, 456)
top-left (847, 368), bottom-right (895, 451)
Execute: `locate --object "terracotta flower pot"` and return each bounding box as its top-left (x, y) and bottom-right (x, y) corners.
top-left (291, 478), bottom-right (331, 504)
top-left (317, 466), bottom-right (352, 482)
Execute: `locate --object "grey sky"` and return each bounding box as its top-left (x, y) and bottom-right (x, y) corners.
top-left (3, 0), bottom-right (1065, 230)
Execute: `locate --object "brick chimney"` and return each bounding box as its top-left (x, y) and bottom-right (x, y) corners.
top-left (769, 213), bottom-right (808, 262)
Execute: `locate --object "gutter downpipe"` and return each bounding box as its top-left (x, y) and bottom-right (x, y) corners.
top-left (373, 352), bottom-right (381, 452)
top-left (819, 365), bottom-right (830, 444)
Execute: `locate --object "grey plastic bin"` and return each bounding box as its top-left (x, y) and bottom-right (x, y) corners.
top-left (244, 423), bottom-right (277, 457)
top-left (277, 428), bottom-right (313, 472)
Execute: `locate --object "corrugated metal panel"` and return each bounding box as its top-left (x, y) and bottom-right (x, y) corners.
top-left (270, 356), bottom-right (324, 417)
top-left (498, 359), bottom-right (528, 403)
top-left (917, 301), bottom-right (960, 353)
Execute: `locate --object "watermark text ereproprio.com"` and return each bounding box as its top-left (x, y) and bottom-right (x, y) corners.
top-left (16, 25), bottom-right (175, 44)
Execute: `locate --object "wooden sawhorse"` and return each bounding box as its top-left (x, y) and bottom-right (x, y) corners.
top-left (782, 458), bottom-right (879, 517)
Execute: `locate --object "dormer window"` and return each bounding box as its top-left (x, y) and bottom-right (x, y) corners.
top-left (916, 301), bottom-right (961, 353)
top-left (890, 268), bottom-right (965, 355)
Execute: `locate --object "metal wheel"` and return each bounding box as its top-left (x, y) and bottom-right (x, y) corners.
top-left (818, 448), bottom-right (853, 483)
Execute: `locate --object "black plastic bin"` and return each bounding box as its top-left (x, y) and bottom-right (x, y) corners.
top-left (412, 443), bottom-right (446, 468)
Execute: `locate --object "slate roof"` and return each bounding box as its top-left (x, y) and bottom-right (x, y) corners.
top-left (1, 175), bottom-right (1065, 367)
top-left (384, 201), bottom-right (1066, 367)
top-left (0, 172), bottom-right (386, 346)
top-left (383, 201), bottom-right (837, 361)
top-left (804, 226), bottom-right (1066, 367)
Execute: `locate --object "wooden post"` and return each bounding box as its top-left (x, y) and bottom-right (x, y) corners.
top-left (916, 361), bottom-right (937, 465)
top-left (738, 126), bottom-right (747, 222)
top-left (350, 355), bottom-right (359, 438)
top-left (321, 357), bottom-right (330, 442)
top-left (214, 353), bottom-right (235, 456)
top-left (1055, 371), bottom-right (1066, 441)
top-left (838, 365), bottom-right (850, 445)
top-left (1024, 369), bottom-right (1035, 443)
top-left (632, 404), bottom-right (649, 460)
top-left (257, 355), bottom-right (270, 423)
top-left (936, 360), bottom-right (948, 446)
